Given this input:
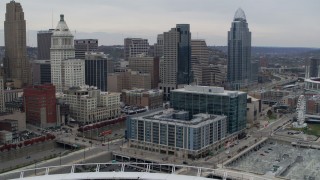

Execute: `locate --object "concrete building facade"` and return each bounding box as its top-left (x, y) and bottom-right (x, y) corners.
top-left (128, 54), bottom-right (159, 89)
top-left (61, 59), bottom-right (85, 90)
top-left (159, 24), bottom-right (192, 100)
top-left (0, 77), bottom-right (5, 113)
top-left (127, 109), bottom-right (227, 158)
top-left (191, 40), bottom-right (209, 85)
top-left (4, 1), bottom-right (30, 88)
top-left (74, 39), bottom-right (98, 59)
top-left (63, 86), bottom-right (121, 124)
top-left (124, 38), bottom-right (149, 61)
top-left (51, 14), bottom-right (74, 92)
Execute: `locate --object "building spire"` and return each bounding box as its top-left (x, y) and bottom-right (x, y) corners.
top-left (60, 14), bottom-right (64, 21)
top-left (234, 8), bottom-right (246, 21)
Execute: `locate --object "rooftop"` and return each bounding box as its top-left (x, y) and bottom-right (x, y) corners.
top-left (132, 109), bottom-right (226, 127)
top-left (234, 8), bottom-right (246, 21)
top-left (172, 85), bottom-right (246, 96)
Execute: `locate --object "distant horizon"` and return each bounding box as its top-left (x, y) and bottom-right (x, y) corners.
top-left (0, 0), bottom-right (319, 48)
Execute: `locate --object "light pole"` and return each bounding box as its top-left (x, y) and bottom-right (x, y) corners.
top-left (83, 147), bottom-right (86, 162)
top-left (59, 152), bottom-right (62, 166)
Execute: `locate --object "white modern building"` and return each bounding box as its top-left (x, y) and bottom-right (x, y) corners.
top-left (50, 14), bottom-right (85, 92)
top-left (63, 86), bottom-right (120, 124)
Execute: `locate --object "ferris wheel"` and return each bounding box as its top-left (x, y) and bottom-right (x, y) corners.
top-left (296, 95), bottom-right (306, 126)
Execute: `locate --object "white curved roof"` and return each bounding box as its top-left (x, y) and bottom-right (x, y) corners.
top-left (234, 8), bottom-right (246, 21)
top-left (12, 172), bottom-right (214, 180)
top-left (52, 14), bottom-right (73, 37)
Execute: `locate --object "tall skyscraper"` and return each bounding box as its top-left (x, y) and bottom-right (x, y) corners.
top-left (51, 15), bottom-right (85, 92)
top-left (85, 52), bottom-right (108, 91)
top-left (305, 58), bottom-right (320, 79)
top-left (37, 30), bottom-right (54, 60)
top-left (74, 39), bottom-right (98, 59)
top-left (191, 39), bottom-right (209, 85)
top-left (227, 8), bottom-right (252, 90)
top-left (124, 38), bottom-right (149, 61)
top-left (154, 34), bottom-right (164, 58)
top-left (129, 54), bottom-right (159, 89)
top-left (159, 24), bottom-right (192, 100)
top-left (4, 1), bottom-right (30, 88)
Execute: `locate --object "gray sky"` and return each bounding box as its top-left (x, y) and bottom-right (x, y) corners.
top-left (0, 0), bottom-right (319, 47)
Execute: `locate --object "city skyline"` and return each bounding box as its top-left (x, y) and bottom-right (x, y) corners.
top-left (0, 0), bottom-right (319, 48)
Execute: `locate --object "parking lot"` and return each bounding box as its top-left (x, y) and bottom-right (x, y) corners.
top-left (227, 140), bottom-right (320, 179)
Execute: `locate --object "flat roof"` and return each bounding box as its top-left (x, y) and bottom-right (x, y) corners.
top-left (172, 85), bottom-right (246, 96)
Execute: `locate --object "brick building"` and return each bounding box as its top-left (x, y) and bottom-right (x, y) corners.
top-left (122, 89), bottom-right (163, 109)
top-left (24, 84), bottom-right (57, 128)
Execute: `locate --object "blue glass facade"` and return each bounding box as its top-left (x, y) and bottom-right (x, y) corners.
top-left (176, 24), bottom-right (192, 85)
top-left (171, 87), bottom-right (247, 134)
top-left (227, 9), bottom-right (252, 89)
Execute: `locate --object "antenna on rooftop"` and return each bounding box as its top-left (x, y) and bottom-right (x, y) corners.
top-left (51, 10), bottom-right (53, 29)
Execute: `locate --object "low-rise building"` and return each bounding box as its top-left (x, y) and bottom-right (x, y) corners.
top-left (247, 96), bottom-right (261, 126)
top-left (127, 109), bottom-right (227, 158)
top-left (249, 89), bottom-right (290, 105)
top-left (63, 86), bottom-right (120, 124)
top-left (0, 119), bottom-right (18, 140)
top-left (122, 89), bottom-right (163, 109)
top-left (0, 130), bottom-right (12, 144)
top-left (0, 111), bottom-right (26, 131)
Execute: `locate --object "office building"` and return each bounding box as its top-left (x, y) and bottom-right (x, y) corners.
top-left (107, 70), bottom-right (152, 92)
top-left (0, 130), bottom-right (12, 144)
top-left (202, 65), bottom-right (227, 86)
top-left (0, 119), bottom-right (18, 140)
top-left (227, 8), bottom-right (252, 90)
top-left (62, 59), bottom-right (85, 90)
top-left (63, 86), bottom-right (120, 124)
top-left (37, 30), bottom-right (54, 60)
top-left (154, 34), bottom-right (164, 58)
top-left (191, 40), bottom-right (209, 85)
top-left (0, 77), bottom-right (5, 113)
top-left (24, 84), bottom-right (57, 128)
top-left (159, 24), bottom-right (192, 100)
top-left (74, 39), bottom-right (98, 59)
top-left (85, 52), bottom-right (108, 91)
top-left (171, 85), bottom-right (247, 134)
top-left (305, 58), bottom-right (320, 79)
top-left (31, 60), bottom-right (51, 85)
top-left (122, 89), bottom-right (163, 109)
top-left (4, 1), bottom-right (30, 88)
top-left (51, 15), bottom-right (85, 92)
top-left (127, 109), bottom-right (227, 158)
top-left (128, 54), bottom-right (159, 89)
top-left (124, 38), bottom-right (149, 61)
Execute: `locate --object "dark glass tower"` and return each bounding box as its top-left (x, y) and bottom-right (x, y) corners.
top-left (176, 24), bottom-right (192, 85)
top-left (85, 52), bottom-right (108, 91)
top-left (227, 8), bottom-right (251, 90)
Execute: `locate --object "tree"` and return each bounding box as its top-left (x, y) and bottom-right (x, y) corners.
top-left (267, 110), bottom-right (273, 117)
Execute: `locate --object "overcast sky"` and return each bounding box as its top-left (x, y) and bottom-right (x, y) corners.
top-left (0, 0), bottom-right (319, 47)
